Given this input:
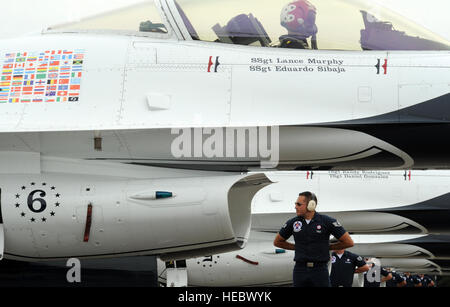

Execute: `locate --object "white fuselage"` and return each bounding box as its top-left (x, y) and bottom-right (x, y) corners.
top-left (1, 33), bottom-right (449, 170)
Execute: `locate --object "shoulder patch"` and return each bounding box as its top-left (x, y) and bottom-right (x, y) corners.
top-left (357, 256), bottom-right (363, 261)
top-left (293, 221), bottom-right (302, 232)
top-left (332, 220), bottom-right (342, 227)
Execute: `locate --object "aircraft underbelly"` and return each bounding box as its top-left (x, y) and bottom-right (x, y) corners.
top-left (0, 124), bottom-right (432, 170)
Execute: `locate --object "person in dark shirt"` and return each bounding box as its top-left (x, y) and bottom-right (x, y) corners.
top-left (386, 269), bottom-right (407, 287)
top-left (363, 261), bottom-right (392, 287)
top-left (404, 272), bottom-right (422, 287)
top-left (330, 249), bottom-right (369, 287)
top-left (420, 274), bottom-right (435, 287)
top-left (274, 191), bottom-right (354, 287)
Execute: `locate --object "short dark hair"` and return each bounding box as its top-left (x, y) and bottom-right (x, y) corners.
top-left (299, 191), bottom-right (317, 205)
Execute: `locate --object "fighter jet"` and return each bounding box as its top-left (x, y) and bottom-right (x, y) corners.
top-left (156, 231), bottom-right (450, 286)
top-left (157, 169), bottom-right (450, 286)
top-left (252, 170), bottom-right (450, 235)
top-left (0, 0), bottom-right (449, 264)
top-left (0, 0), bottom-right (450, 173)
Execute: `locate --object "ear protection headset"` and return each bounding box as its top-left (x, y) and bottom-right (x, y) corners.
top-left (306, 192), bottom-right (317, 211)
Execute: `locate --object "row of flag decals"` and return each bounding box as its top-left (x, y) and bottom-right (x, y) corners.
top-left (0, 50), bottom-right (84, 103)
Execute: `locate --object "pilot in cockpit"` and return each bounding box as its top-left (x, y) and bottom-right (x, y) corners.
top-left (279, 0), bottom-right (318, 49)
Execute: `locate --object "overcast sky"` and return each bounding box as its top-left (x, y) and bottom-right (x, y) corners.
top-left (1, 0), bottom-right (449, 41)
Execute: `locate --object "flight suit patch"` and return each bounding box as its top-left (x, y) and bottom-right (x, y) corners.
top-left (293, 221), bottom-right (302, 232)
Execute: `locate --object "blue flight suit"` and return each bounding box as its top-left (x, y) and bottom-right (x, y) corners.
top-left (405, 274), bottom-right (422, 287)
top-left (279, 212), bottom-right (347, 287)
top-left (363, 265), bottom-right (390, 287)
top-left (330, 251), bottom-right (366, 287)
top-left (421, 275), bottom-right (434, 287)
top-left (386, 271), bottom-right (405, 287)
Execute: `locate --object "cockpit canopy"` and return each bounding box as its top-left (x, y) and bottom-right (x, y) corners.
top-left (48, 1), bottom-right (168, 35)
top-left (48, 0), bottom-right (450, 51)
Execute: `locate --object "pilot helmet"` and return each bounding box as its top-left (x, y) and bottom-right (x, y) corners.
top-left (280, 0), bottom-right (318, 38)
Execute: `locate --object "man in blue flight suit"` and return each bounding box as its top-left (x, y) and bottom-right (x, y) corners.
top-left (419, 274), bottom-right (435, 287)
top-left (386, 269), bottom-right (407, 287)
top-left (404, 272), bottom-right (422, 287)
top-left (330, 248), bottom-right (369, 287)
top-left (274, 191), bottom-right (354, 287)
top-left (363, 262), bottom-right (392, 287)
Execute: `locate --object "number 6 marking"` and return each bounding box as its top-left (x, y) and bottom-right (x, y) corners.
top-left (28, 190), bottom-right (47, 213)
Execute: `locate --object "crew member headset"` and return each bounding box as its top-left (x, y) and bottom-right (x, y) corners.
top-left (306, 192), bottom-right (317, 211)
